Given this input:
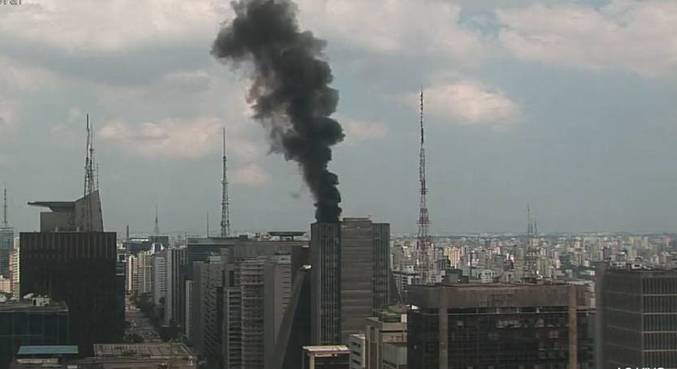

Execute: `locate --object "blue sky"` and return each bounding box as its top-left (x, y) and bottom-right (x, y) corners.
top-left (1, 0), bottom-right (677, 235)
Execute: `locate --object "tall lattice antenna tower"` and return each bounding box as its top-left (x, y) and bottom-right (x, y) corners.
top-left (220, 127), bottom-right (231, 237)
top-left (83, 114), bottom-right (97, 196)
top-left (416, 90), bottom-right (434, 284)
top-left (154, 204), bottom-right (160, 236)
top-left (3, 185), bottom-right (7, 227)
top-left (525, 204), bottom-right (540, 280)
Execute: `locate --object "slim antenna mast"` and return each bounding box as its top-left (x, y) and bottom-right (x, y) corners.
top-left (3, 185), bottom-right (7, 227)
top-left (221, 127), bottom-right (231, 237)
top-left (154, 204), bottom-right (160, 236)
top-left (416, 90), bottom-right (434, 284)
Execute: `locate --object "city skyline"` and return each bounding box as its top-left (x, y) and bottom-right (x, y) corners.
top-left (2, 0), bottom-right (677, 234)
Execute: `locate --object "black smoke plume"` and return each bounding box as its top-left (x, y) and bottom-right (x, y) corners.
top-left (212, 0), bottom-right (343, 223)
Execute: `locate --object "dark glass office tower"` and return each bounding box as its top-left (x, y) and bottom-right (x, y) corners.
top-left (407, 283), bottom-right (595, 369)
top-left (311, 218), bottom-right (391, 345)
top-left (596, 262), bottom-right (677, 369)
top-left (19, 191), bottom-right (122, 356)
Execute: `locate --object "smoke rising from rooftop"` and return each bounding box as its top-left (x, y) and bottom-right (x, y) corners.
top-left (212, 0), bottom-right (344, 223)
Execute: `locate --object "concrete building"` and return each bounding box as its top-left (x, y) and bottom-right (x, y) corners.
top-left (189, 255), bottom-right (224, 366)
top-left (264, 254), bottom-right (293, 369)
top-left (0, 275), bottom-right (10, 294)
top-left (0, 297), bottom-right (70, 369)
top-left (76, 343), bottom-right (197, 369)
top-left (365, 307), bottom-right (407, 369)
top-left (137, 251), bottom-right (152, 295)
top-left (302, 345), bottom-right (351, 369)
top-left (348, 334), bottom-right (365, 369)
top-left (9, 246), bottom-right (19, 297)
top-left (9, 345), bottom-right (79, 369)
top-left (381, 342), bottom-right (406, 369)
top-left (407, 283), bottom-right (595, 369)
top-left (126, 254), bottom-right (138, 293)
top-left (164, 247), bottom-right (187, 331)
top-left (596, 263), bottom-right (677, 369)
top-left (311, 218), bottom-right (391, 345)
top-left (269, 259), bottom-right (312, 369)
top-left (151, 252), bottom-right (167, 308)
top-left (221, 254), bottom-right (295, 369)
top-left (0, 227), bottom-right (13, 278)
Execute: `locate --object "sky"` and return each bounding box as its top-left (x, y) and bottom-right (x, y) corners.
top-left (1, 0), bottom-right (677, 235)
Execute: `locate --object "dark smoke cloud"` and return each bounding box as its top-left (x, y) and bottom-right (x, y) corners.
top-left (212, 0), bottom-right (344, 223)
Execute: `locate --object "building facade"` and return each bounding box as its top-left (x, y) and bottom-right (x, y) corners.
top-left (596, 263), bottom-right (677, 369)
top-left (311, 218), bottom-right (391, 345)
top-left (302, 345), bottom-right (351, 369)
top-left (407, 283), bottom-right (594, 369)
top-left (0, 297), bottom-right (70, 369)
top-left (365, 307), bottom-right (407, 369)
top-left (20, 231), bottom-right (121, 356)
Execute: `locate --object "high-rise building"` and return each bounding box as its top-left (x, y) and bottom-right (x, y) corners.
top-left (152, 252), bottom-right (167, 308)
top-left (126, 253), bottom-right (138, 293)
top-left (302, 345), bottom-right (351, 369)
top-left (264, 254), bottom-right (293, 368)
top-left (20, 190), bottom-right (122, 356)
top-left (8, 246), bottom-right (19, 297)
top-left (596, 262), bottom-right (677, 369)
top-left (190, 255), bottom-right (224, 366)
top-left (0, 186), bottom-right (14, 278)
top-left (365, 307), bottom-right (407, 369)
top-left (0, 296), bottom-right (70, 369)
top-left (164, 247), bottom-right (187, 332)
top-left (20, 230), bottom-right (121, 356)
top-left (311, 218), bottom-right (391, 345)
top-left (179, 234), bottom-right (306, 368)
top-left (221, 253), bottom-right (297, 369)
top-left (270, 259), bottom-right (312, 369)
top-left (407, 283), bottom-right (595, 369)
top-left (348, 334), bottom-right (365, 369)
top-left (126, 251), bottom-right (152, 296)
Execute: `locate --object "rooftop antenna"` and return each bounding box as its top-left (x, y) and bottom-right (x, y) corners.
top-left (84, 115), bottom-right (96, 196)
top-left (154, 204), bottom-right (160, 236)
top-left (3, 184), bottom-right (7, 227)
top-left (220, 127), bottom-right (231, 237)
top-left (206, 212), bottom-right (210, 238)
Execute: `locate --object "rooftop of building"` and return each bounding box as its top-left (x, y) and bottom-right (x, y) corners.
top-left (0, 299), bottom-right (68, 313)
top-left (302, 345), bottom-right (351, 354)
top-left (17, 346), bottom-right (78, 356)
top-left (605, 262), bottom-right (677, 274)
top-left (93, 343), bottom-right (194, 359)
top-left (408, 282), bottom-right (589, 309)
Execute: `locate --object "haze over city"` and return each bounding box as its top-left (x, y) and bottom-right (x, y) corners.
top-left (2, 0), bottom-right (677, 235)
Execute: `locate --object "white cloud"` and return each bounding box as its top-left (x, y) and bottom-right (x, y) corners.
top-left (296, 0), bottom-right (488, 63)
top-left (422, 81), bottom-right (521, 125)
top-left (232, 163), bottom-right (270, 187)
top-left (0, 0), bottom-right (225, 52)
top-left (99, 116), bottom-right (265, 161)
top-left (101, 117), bottom-right (215, 159)
top-left (0, 100), bottom-right (18, 134)
top-left (0, 56), bottom-right (57, 135)
top-left (342, 118), bottom-right (388, 144)
top-left (161, 70), bottom-right (212, 94)
top-left (497, 0), bottom-right (677, 77)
